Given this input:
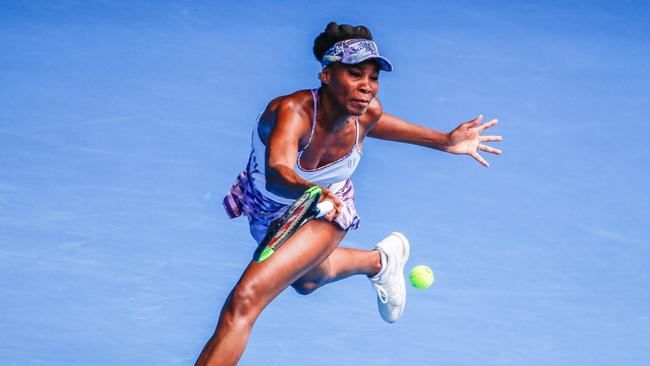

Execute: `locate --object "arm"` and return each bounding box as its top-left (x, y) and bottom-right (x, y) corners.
top-left (367, 111), bottom-right (452, 151)
top-left (264, 95), bottom-right (342, 217)
top-left (264, 97), bottom-right (313, 199)
top-left (366, 99), bottom-right (502, 167)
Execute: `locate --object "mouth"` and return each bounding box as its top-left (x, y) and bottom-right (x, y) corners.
top-left (351, 98), bottom-right (370, 106)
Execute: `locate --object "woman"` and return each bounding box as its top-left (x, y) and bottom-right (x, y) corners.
top-left (196, 22), bottom-right (502, 365)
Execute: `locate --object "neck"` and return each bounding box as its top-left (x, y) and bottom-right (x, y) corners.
top-left (317, 87), bottom-right (355, 132)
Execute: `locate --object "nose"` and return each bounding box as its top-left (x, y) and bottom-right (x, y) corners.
top-left (359, 77), bottom-right (372, 95)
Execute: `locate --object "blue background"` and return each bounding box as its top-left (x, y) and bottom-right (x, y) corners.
top-left (1, 1), bottom-right (648, 365)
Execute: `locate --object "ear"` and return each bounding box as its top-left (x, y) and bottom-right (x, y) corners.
top-left (319, 68), bottom-right (330, 85)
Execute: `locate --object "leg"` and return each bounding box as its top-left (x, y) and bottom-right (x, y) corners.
top-left (295, 233), bottom-right (411, 324)
top-left (291, 247), bottom-right (382, 295)
top-left (195, 220), bottom-right (346, 366)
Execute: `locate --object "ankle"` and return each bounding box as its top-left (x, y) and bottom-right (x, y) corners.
top-left (368, 249), bottom-right (383, 277)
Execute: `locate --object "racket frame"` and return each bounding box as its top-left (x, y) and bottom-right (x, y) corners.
top-left (254, 186), bottom-right (323, 262)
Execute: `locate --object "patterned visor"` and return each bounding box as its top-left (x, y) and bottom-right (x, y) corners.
top-left (321, 39), bottom-right (393, 72)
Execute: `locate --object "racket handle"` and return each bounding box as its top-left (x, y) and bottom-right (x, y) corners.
top-left (315, 200), bottom-right (334, 219)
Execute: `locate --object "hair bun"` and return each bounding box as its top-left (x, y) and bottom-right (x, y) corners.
top-left (313, 22), bottom-right (373, 62)
top-left (325, 21), bottom-right (340, 35)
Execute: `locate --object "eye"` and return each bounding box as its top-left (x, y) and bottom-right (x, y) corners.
top-left (370, 75), bottom-right (379, 81)
top-left (348, 69), bottom-right (362, 77)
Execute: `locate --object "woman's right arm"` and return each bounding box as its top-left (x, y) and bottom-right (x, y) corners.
top-left (264, 97), bottom-right (312, 199)
top-left (264, 96), bottom-right (342, 219)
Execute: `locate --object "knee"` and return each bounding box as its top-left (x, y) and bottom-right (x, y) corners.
top-left (223, 283), bottom-right (262, 323)
top-left (291, 280), bottom-right (318, 296)
top-left (291, 263), bottom-right (336, 295)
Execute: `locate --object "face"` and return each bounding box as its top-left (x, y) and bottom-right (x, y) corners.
top-left (321, 61), bottom-right (380, 116)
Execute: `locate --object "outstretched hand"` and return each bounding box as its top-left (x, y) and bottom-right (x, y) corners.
top-left (445, 115), bottom-right (502, 167)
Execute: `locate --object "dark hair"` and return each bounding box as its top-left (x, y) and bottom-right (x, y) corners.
top-left (313, 22), bottom-right (373, 62)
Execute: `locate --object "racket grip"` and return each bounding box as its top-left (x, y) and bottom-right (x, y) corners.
top-left (315, 200), bottom-right (334, 218)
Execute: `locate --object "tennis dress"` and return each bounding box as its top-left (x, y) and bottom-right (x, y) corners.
top-left (224, 88), bottom-right (362, 243)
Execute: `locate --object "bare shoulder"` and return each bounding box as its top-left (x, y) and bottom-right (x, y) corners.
top-left (259, 89), bottom-right (314, 145)
top-left (263, 89), bottom-right (314, 120)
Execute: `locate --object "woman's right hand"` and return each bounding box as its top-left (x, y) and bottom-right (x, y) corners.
top-left (318, 186), bottom-right (342, 222)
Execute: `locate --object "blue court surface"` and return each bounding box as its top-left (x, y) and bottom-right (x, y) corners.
top-left (1, 1), bottom-right (649, 365)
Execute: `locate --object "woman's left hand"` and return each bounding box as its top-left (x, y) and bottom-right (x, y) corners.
top-left (445, 115), bottom-right (502, 167)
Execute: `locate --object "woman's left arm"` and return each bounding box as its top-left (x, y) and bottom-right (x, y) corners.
top-left (367, 111), bottom-right (451, 150)
top-left (367, 102), bottom-right (503, 167)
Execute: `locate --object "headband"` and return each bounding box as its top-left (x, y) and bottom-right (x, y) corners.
top-left (321, 39), bottom-right (393, 72)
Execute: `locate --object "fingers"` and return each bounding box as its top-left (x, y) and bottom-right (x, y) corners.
top-left (325, 201), bottom-right (341, 221)
top-left (479, 135), bottom-right (502, 142)
top-left (470, 151), bottom-right (490, 167)
top-left (323, 210), bottom-right (337, 222)
top-left (329, 195), bottom-right (342, 213)
top-left (463, 116), bottom-right (500, 166)
top-left (475, 118), bottom-right (498, 132)
top-left (464, 114), bottom-right (482, 127)
top-left (319, 188), bottom-right (342, 221)
top-left (478, 144), bottom-right (502, 155)
top-left (319, 188), bottom-right (339, 206)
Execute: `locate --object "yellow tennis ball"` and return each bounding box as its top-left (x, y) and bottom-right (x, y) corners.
top-left (409, 265), bottom-right (434, 289)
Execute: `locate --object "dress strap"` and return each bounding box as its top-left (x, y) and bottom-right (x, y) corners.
top-left (300, 89), bottom-right (319, 153)
top-left (354, 116), bottom-right (360, 148)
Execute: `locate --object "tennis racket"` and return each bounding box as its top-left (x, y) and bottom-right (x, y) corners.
top-left (254, 186), bottom-right (334, 263)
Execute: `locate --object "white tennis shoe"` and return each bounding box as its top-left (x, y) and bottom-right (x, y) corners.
top-left (368, 232), bottom-right (410, 323)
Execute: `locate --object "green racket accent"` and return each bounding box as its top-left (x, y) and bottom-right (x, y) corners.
top-left (254, 186), bottom-right (323, 263)
top-left (306, 186), bottom-right (322, 197)
top-left (258, 247), bottom-right (275, 262)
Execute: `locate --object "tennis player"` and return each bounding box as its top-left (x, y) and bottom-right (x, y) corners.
top-left (196, 22), bottom-right (502, 366)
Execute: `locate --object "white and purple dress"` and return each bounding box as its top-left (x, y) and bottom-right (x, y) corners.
top-left (224, 89), bottom-right (362, 243)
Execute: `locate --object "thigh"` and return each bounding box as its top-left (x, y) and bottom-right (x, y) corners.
top-left (232, 219), bottom-right (347, 311)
